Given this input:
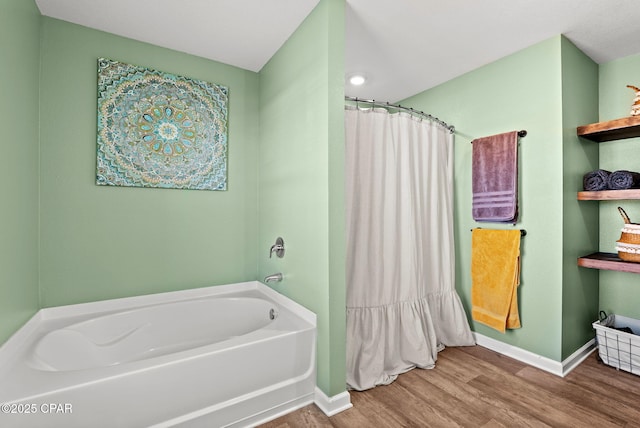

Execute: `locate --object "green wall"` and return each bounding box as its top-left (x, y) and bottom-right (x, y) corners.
top-left (560, 37), bottom-right (600, 359)
top-left (598, 53), bottom-right (640, 318)
top-left (403, 36), bottom-right (637, 362)
top-left (38, 18), bottom-right (260, 306)
top-left (258, 0), bottom-right (346, 397)
top-left (326, 0), bottom-right (347, 399)
top-left (0, 0), bottom-right (41, 343)
top-left (404, 37), bottom-right (568, 361)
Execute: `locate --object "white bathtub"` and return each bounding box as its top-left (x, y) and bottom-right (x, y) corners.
top-left (0, 281), bottom-right (316, 427)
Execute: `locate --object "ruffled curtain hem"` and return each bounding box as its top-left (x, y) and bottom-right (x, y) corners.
top-left (427, 290), bottom-right (476, 347)
top-left (346, 296), bottom-right (439, 391)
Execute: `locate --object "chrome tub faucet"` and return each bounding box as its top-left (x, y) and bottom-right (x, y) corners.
top-left (264, 273), bottom-right (283, 283)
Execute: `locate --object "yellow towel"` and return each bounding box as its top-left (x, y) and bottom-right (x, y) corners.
top-left (471, 229), bottom-right (521, 333)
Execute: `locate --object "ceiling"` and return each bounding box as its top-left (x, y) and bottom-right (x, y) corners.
top-left (35, 0), bottom-right (640, 103)
top-left (34, 0), bottom-right (322, 72)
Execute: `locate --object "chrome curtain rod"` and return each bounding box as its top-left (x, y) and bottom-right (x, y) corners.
top-left (345, 96), bottom-right (455, 134)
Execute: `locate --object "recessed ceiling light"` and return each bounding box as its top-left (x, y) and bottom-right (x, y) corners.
top-left (349, 74), bottom-right (366, 86)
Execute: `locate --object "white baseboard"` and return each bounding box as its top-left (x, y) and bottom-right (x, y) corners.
top-left (314, 388), bottom-right (352, 417)
top-left (561, 338), bottom-right (596, 376)
top-left (474, 333), bottom-right (596, 377)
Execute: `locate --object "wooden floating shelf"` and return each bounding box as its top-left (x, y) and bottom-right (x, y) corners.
top-left (578, 252), bottom-right (640, 274)
top-left (577, 189), bottom-right (640, 200)
top-left (577, 116), bottom-right (640, 142)
top-left (576, 118), bottom-right (640, 274)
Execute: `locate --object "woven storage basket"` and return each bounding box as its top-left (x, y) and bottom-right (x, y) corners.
top-left (593, 314), bottom-right (640, 376)
top-left (616, 242), bottom-right (640, 262)
top-left (617, 207), bottom-right (640, 261)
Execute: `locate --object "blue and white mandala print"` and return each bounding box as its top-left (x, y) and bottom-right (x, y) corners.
top-left (96, 58), bottom-right (228, 190)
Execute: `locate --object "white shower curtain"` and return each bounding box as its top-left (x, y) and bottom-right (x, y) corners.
top-left (345, 105), bottom-right (474, 391)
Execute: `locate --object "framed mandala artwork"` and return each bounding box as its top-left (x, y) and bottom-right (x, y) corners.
top-left (96, 58), bottom-right (228, 190)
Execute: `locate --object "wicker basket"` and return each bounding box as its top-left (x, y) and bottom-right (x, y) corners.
top-left (617, 207), bottom-right (640, 261)
top-left (616, 242), bottom-right (640, 262)
top-left (618, 207), bottom-right (640, 243)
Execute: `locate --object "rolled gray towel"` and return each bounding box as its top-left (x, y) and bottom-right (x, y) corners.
top-left (608, 170), bottom-right (640, 190)
top-left (583, 169), bottom-right (610, 191)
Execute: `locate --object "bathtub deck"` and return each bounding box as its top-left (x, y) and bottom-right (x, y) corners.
top-left (261, 345), bottom-right (640, 427)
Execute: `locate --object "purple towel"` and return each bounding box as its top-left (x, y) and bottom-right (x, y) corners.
top-left (472, 131), bottom-right (518, 222)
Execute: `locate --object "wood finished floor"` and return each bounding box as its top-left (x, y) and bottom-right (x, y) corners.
top-left (259, 345), bottom-right (640, 427)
